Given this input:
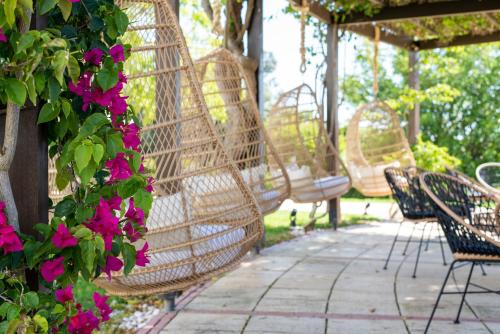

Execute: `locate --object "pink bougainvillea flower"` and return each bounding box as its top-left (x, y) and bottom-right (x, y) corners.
top-left (104, 256), bottom-right (123, 280)
top-left (125, 198), bottom-right (145, 226)
top-left (41, 257), bottom-right (65, 282)
top-left (87, 198), bottom-right (121, 251)
top-left (68, 310), bottom-right (100, 334)
top-left (109, 44), bottom-right (125, 63)
top-left (109, 95), bottom-right (128, 117)
top-left (55, 284), bottom-right (73, 304)
top-left (0, 28), bottom-right (7, 43)
top-left (121, 123), bottom-right (141, 151)
top-left (105, 153), bottom-right (132, 182)
top-left (93, 292), bottom-right (112, 321)
top-left (51, 224), bottom-right (78, 249)
top-left (68, 72), bottom-right (93, 111)
top-left (106, 196), bottom-right (122, 211)
top-left (146, 177), bottom-right (154, 193)
top-left (0, 225), bottom-right (23, 254)
top-left (83, 48), bottom-right (104, 66)
top-left (136, 242), bottom-right (150, 267)
top-left (123, 222), bottom-right (141, 242)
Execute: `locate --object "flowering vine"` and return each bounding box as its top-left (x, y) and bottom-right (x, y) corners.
top-left (0, 0), bottom-right (153, 332)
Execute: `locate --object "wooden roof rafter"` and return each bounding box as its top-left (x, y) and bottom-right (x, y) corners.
top-left (288, 0), bottom-right (500, 50)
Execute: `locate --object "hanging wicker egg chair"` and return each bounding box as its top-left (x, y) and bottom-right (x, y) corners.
top-left (268, 84), bottom-right (351, 203)
top-left (96, 0), bottom-right (263, 296)
top-left (194, 48), bottom-right (291, 215)
top-left (345, 101), bottom-right (415, 197)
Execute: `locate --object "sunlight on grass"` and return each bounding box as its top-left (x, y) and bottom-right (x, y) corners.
top-left (263, 210), bottom-right (380, 248)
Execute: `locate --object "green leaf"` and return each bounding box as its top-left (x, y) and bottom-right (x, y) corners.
top-left (38, 0), bottom-right (58, 14)
top-left (37, 103), bottom-right (59, 124)
top-left (73, 226), bottom-right (92, 240)
top-left (57, 0), bottom-right (72, 21)
top-left (80, 113), bottom-right (109, 137)
top-left (26, 76), bottom-right (37, 105)
top-left (34, 73), bottom-right (46, 94)
top-left (34, 223), bottom-right (51, 239)
top-left (33, 314), bottom-right (48, 334)
top-left (5, 78), bottom-right (26, 106)
top-left (133, 188), bottom-right (153, 215)
top-left (21, 292), bottom-right (39, 310)
top-left (18, 0), bottom-right (33, 10)
top-left (79, 161), bottom-right (96, 185)
top-left (89, 16), bottom-right (104, 31)
top-left (95, 235), bottom-right (105, 255)
top-left (67, 55), bottom-right (80, 84)
top-left (106, 132), bottom-right (124, 157)
top-left (114, 10), bottom-right (129, 34)
top-left (75, 142), bottom-right (93, 171)
top-left (93, 144), bottom-right (104, 163)
top-left (6, 304), bottom-right (20, 321)
top-left (96, 65), bottom-right (118, 91)
top-left (4, 0), bottom-right (16, 27)
top-left (6, 318), bottom-right (20, 334)
top-left (54, 198), bottom-right (76, 217)
top-left (16, 33), bottom-right (36, 54)
top-left (122, 243), bottom-right (136, 275)
top-left (55, 168), bottom-right (70, 190)
top-left (48, 77), bottom-right (61, 101)
top-left (118, 176), bottom-right (144, 199)
top-left (52, 50), bottom-right (69, 86)
top-left (79, 240), bottom-right (95, 275)
top-left (52, 304), bottom-right (65, 315)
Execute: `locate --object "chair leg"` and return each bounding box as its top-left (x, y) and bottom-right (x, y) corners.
top-left (438, 225), bottom-right (447, 266)
top-left (412, 223), bottom-right (427, 278)
top-left (454, 262), bottom-right (475, 324)
top-left (424, 260), bottom-right (457, 334)
top-left (402, 223), bottom-right (417, 256)
top-left (383, 220), bottom-right (403, 270)
top-left (479, 263), bottom-right (487, 276)
top-left (424, 223), bottom-right (433, 252)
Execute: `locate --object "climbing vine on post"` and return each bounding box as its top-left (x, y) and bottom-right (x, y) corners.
top-left (0, 0), bottom-right (153, 332)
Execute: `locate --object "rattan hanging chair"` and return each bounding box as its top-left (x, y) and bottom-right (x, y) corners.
top-left (268, 84), bottom-right (351, 204)
top-left (194, 48), bottom-right (290, 215)
top-left (345, 101), bottom-right (415, 197)
top-left (96, 0), bottom-right (263, 296)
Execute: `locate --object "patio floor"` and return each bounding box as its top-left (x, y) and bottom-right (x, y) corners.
top-left (159, 221), bottom-right (500, 334)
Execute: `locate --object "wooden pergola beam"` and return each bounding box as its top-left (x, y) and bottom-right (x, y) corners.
top-left (338, 0), bottom-right (500, 26)
top-left (289, 0), bottom-right (332, 24)
top-left (415, 30), bottom-right (500, 50)
top-left (345, 24), bottom-right (414, 49)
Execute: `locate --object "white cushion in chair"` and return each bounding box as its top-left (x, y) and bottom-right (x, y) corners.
top-left (293, 175), bottom-right (350, 202)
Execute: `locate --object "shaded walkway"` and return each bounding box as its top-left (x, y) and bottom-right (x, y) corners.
top-left (159, 222), bottom-right (500, 334)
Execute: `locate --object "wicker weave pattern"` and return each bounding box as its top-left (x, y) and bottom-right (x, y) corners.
top-left (385, 167), bottom-right (434, 220)
top-left (194, 48), bottom-right (290, 215)
top-left (476, 163), bottom-right (500, 196)
top-left (346, 101), bottom-right (415, 197)
top-left (421, 172), bottom-right (500, 258)
top-left (96, 0), bottom-right (263, 296)
top-left (268, 84), bottom-right (351, 203)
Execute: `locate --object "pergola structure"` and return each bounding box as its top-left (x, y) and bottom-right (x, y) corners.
top-left (287, 0), bottom-right (500, 227)
top-left (8, 0), bottom-right (500, 244)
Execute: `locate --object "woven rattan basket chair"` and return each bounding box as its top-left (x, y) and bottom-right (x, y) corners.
top-left (194, 48), bottom-right (290, 215)
top-left (268, 84), bottom-right (351, 206)
top-left (346, 101), bottom-right (415, 197)
top-left (95, 0), bottom-right (263, 297)
top-left (420, 172), bottom-right (500, 333)
top-left (383, 167), bottom-right (446, 278)
top-left (476, 162), bottom-right (500, 196)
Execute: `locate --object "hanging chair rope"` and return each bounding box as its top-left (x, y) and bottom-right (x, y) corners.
top-left (211, 0), bottom-right (223, 36)
top-left (373, 25), bottom-right (380, 97)
top-left (299, 0), bottom-right (309, 74)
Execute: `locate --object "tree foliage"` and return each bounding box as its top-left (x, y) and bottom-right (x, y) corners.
top-left (341, 42), bottom-right (499, 176)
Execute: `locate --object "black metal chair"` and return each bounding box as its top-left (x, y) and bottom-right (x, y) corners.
top-left (383, 167), bottom-right (447, 278)
top-left (420, 172), bottom-right (500, 334)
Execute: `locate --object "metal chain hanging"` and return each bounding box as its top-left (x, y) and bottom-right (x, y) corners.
top-left (299, 0), bottom-right (309, 74)
top-left (373, 25), bottom-right (380, 97)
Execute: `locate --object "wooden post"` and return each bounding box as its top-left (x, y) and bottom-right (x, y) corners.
top-left (326, 23), bottom-right (340, 230)
top-left (408, 50), bottom-right (420, 146)
top-left (168, 0), bottom-right (179, 15)
top-left (247, 0), bottom-right (264, 115)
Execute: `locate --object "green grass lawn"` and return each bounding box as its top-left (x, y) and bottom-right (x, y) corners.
top-left (263, 210), bottom-right (380, 248)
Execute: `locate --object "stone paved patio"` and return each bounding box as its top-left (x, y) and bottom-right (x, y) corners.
top-left (159, 221), bottom-right (500, 334)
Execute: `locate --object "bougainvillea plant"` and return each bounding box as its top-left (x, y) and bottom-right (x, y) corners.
top-left (0, 0), bottom-right (153, 332)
